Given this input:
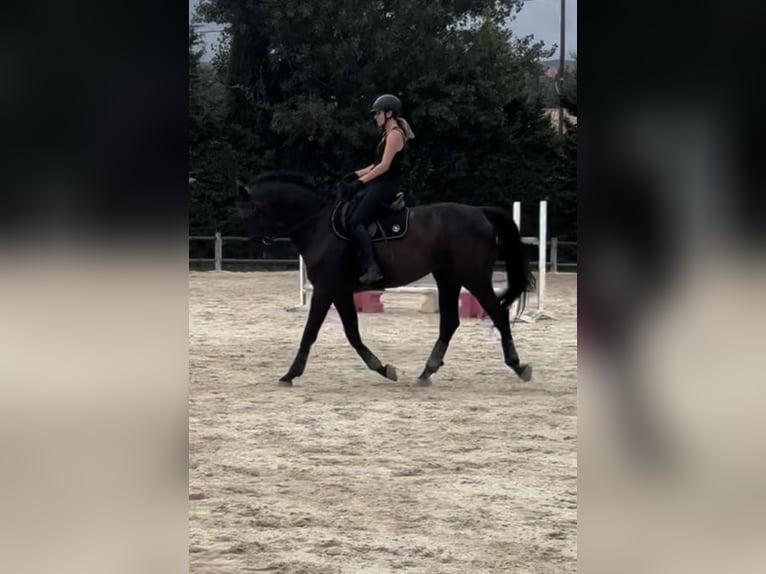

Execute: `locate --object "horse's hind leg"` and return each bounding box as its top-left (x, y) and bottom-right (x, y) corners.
top-left (334, 292), bottom-right (397, 381)
top-left (465, 281), bottom-right (532, 382)
top-left (416, 277), bottom-right (461, 386)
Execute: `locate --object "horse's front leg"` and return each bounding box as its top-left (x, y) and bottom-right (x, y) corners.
top-left (279, 290), bottom-right (332, 386)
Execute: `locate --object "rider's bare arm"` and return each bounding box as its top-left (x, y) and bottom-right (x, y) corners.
top-left (355, 164), bottom-right (375, 177)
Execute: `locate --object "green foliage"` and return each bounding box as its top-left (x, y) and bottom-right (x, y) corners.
top-left (549, 122), bottom-right (577, 241)
top-left (189, 1), bottom-right (576, 239)
top-left (189, 28), bottom-right (238, 234)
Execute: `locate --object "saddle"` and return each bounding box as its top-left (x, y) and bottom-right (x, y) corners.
top-left (331, 192), bottom-right (410, 242)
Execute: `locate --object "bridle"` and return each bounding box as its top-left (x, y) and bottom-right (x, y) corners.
top-left (259, 207), bottom-right (327, 245)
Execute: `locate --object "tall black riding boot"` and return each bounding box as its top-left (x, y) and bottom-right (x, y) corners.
top-left (352, 224), bottom-right (383, 285)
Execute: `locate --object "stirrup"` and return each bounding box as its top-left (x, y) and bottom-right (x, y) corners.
top-left (359, 266), bottom-right (383, 285)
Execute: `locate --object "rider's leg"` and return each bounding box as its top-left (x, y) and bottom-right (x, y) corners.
top-left (350, 224), bottom-right (382, 285)
top-left (348, 181), bottom-right (391, 284)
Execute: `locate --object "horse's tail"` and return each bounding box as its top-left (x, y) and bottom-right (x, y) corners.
top-left (481, 207), bottom-right (535, 316)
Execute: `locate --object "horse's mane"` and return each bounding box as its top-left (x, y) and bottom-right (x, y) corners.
top-left (251, 171), bottom-right (319, 194)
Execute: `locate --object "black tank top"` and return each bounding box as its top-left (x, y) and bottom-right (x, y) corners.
top-left (374, 128), bottom-right (405, 181)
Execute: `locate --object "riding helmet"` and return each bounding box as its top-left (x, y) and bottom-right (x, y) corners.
top-left (370, 94), bottom-right (402, 115)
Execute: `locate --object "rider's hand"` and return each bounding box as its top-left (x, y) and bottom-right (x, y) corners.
top-left (341, 171), bottom-right (359, 184)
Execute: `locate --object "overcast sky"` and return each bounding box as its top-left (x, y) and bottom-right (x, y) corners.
top-left (189, 0), bottom-right (576, 62)
top-left (509, 0), bottom-right (577, 60)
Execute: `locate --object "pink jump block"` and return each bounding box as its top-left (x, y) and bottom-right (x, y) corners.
top-left (352, 290), bottom-right (485, 317)
top-left (353, 290), bottom-right (384, 313)
top-left (459, 292), bottom-right (487, 319)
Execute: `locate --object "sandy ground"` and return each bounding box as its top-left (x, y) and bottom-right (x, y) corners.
top-left (189, 271), bottom-right (577, 573)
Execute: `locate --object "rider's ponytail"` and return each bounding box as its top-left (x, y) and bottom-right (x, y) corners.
top-left (395, 117), bottom-right (415, 141)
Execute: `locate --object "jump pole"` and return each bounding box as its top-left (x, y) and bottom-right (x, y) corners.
top-left (538, 200), bottom-right (546, 313)
top-left (298, 254), bottom-right (307, 306)
top-left (528, 199), bottom-right (555, 321)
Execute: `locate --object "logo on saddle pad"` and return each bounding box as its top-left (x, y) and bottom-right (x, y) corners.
top-left (331, 201), bottom-right (410, 242)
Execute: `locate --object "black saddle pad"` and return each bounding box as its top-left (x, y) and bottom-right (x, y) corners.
top-left (331, 201), bottom-right (410, 242)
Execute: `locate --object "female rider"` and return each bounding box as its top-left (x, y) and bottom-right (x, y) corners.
top-left (343, 94), bottom-right (415, 285)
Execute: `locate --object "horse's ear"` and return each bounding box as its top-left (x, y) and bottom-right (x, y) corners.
top-left (238, 184), bottom-right (250, 201)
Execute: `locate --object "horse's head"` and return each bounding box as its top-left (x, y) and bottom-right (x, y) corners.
top-left (236, 183), bottom-right (273, 242)
top-left (235, 172), bottom-right (329, 241)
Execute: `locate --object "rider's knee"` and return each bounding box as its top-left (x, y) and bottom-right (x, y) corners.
top-left (350, 218), bottom-right (367, 232)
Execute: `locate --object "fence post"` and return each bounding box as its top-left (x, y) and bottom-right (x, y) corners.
top-left (214, 232), bottom-right (222, 272)
top-left (551, 237), bottom-right (558, 274)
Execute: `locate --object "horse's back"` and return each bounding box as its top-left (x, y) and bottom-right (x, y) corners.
top-left (410, 202), bottom-right (495, 237)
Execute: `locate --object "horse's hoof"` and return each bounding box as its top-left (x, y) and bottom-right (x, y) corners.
top-left (416, 377), bottom-right (432, 387)
top-left (278, 377), bottom-right (293, 387)
top-left (517, 364), bottom-right (532, 382)
top-left (384, 364), bottom-right (398, 381)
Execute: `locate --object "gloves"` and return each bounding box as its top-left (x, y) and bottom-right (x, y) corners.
top-left (341, 171), bottom-right (359, 184)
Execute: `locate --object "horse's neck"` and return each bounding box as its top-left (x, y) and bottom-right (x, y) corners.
top-left (285, 200), bottom-right (329, 256)
top-left (270, 184), bottom-right (328, 255)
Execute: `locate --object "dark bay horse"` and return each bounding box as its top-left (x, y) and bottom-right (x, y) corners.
top-left (237, 172), bottom-right (534, 386)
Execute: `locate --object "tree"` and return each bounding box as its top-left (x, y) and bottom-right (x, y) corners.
top-left (192, 0), bottom-right (576, 239)
top-left (189, 27), bottom-right (238, 234)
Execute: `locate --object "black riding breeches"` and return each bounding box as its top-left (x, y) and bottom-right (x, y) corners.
top-left (348, 178), bottom-right (399, 228)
